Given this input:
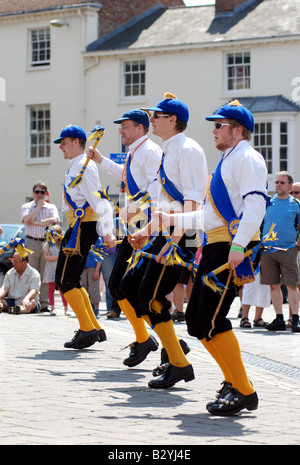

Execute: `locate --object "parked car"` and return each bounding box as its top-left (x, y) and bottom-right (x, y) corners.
top-left (0, 224), bottom-right (25, 285)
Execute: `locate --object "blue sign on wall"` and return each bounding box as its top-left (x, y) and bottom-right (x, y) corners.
top-left (110, 153), bottom-right (127, 164)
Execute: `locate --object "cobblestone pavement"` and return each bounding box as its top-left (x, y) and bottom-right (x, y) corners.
top-left (0, 293), bottom-right (299, 446)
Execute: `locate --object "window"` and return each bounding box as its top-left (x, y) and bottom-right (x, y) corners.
top-left (30, 28), bottom-right (50, 67)
top-left (29, 105), bottom-right (51, 161)
top-left (123, 60), bottom-right (145, 97)
top-left (226, 52), bottom-right (250, 91)
top-left (254, 120), bottom-right (289, 176)
top-left (254, 122), bottom-right (272, 173)
top-left (279, 122), bottom-right (288, 171)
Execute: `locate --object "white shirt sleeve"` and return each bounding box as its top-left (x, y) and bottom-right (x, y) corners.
top-left (100, 157), bottom-right (124, 180)
top-left (173, 208), bottom-right (204, 230)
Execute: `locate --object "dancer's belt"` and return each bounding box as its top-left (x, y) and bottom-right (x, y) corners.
top-left (206, 226), bottom-right (260, 245)
top-left (65, 206), bottom-right (98, 226)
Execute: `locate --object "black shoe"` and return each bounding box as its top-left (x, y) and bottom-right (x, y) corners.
top-left (40, 306), bottom-right (51, 313)
top-left (291, 315), bottom-right (300, 332)
top-left (207, 387), bottom-right (258, 416)
top-left (265, 317), bottom-right (286, 331)
top-left (98, 328), bottom-right (107, 342)
top-left (148, 363), bottom-right (194, 389)
top-left (123, 335), bottom-right (159, 367)
top-left (152, 339), bottom-right (191, 376)
top-left (206, 381), bottom-right (232, 409)
top-left (64, 329), bottom-right (99, 349)
top-left (171, 309), bottom-right (185, 322)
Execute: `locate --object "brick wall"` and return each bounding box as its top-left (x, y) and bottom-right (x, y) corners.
top-left (99, 0), bottom-right (185, 37)
top-left (215, 0), bottom-right (250, 14)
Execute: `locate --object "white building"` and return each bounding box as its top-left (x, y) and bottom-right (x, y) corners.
top-left (0, 0), bottom-right (300, 223)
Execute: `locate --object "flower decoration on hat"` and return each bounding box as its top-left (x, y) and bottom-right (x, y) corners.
top-left (228, 99), bottom-right (243, 107)
top-left (164, 92), bottom-right (176, 99)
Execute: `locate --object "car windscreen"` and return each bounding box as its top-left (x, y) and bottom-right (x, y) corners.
top-left (0, 226), bottom-right (24, 246)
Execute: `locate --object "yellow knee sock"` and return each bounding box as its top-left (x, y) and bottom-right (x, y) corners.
top-left (200, 337), bottom-right (232, 384)
top-left (79, 287), bottom-right (101, 331)
top-left (118, 299), bottom-right (150, 343)
top-left (148, 319), bottom-right (189, 368)
top-left (64, 288), bottom-right (96, 332)
top-left (142, 315), bottom-right (181, 348)
top-left (212, 331), bottom-right (255, 395)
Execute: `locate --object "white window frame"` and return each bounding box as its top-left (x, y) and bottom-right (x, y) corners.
top-left (224, 51), bottom-right (251, 94)
top-left (29, 28), bottom-right (51, 68)
top-left (27, 105), bottom-right (51, 163)
top-left (122, 59), bottom-right (146, 99)
top-left (251, 113), bottom-right (296, 191)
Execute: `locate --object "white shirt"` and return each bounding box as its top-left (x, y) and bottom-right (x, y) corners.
top-left (204, 140), bottom-right (268, 247)
top-left (157, 132), bottom-right (208, 212)
top-left (21, 201), bottom-right (59, 238)
top-left (3, 264), bottom-right (41, 305)
top-left (100, 135), bottom-right (162, 201)
top-left (62, 153), bottom-right (114, 236)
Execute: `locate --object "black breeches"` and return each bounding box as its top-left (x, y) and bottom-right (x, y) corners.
top-left (108, 237), bottom-right (134, 301)
top-left (55, 222), bottom-right (98, 294)
top-left (185, 241), bottom-right (259, 341)
top-left (120, 234), bottom-right (196, 326)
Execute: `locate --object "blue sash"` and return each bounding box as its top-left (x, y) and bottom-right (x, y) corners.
top-left (159, 153), bottom-right (184, 205)
top-left (125, 154), bottom-right (143, 200)
top-left (119, 151), bottom-right (151, 222)
top-left (209, 156), bottom-right (255, 286)
top-left (63, 184), bottom-right (89, 255)
top-left (210, 157), bottom-right (241, 239)
top-left (120, 138), bottom-right (148, 202)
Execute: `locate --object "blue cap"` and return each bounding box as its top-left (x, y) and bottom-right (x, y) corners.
top-left (146, 95), bottom-right (189, 123)
top-left (53, 125), bottom-right (87, 144)
top-left (205, 100), bottom-right (254, 132)
top-left (113, 109), bottom-right (149, 128)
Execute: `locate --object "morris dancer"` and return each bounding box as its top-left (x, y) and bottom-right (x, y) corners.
top-left (89, 109), bottom-right (163, 366)
top-left (54, 125), bottom-right (115, 349)
top-left (181, 101), bottom-right (267, 414)
top-left (125, 93), bottom-right (208, 388)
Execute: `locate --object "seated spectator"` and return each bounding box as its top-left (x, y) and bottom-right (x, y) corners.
top-left (0, 251), bottom-right (41, 314)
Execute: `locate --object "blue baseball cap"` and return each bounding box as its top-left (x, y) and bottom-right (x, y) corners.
top-left (53, 125), bottom-right (87, 144)
top-left (113, 109), bottom-right (149, 128)
top-left (146, 95), bottom-right (189, 123)
top-left (206, 100), bottom-right (254, 132)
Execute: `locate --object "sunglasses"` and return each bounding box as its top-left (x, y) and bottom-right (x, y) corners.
top-left (153, 113), bottom-right (172, 119)
top-left (34, 190), bottom-right (46, 194)
top-left (214, 122), bottom-right (231, 130)
top-left (291, 191), bottom-right (300, 194)
top-left (275, 181), bottom-right (287, 185)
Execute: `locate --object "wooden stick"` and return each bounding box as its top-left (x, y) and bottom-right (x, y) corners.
top-left (68, 125), bottom-right (105, 189)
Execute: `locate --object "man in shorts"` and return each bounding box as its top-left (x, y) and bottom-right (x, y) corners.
top-left (260, 171), bottom-right (300, 332)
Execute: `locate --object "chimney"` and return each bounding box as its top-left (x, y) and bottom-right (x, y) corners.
top-left (215, 0), bottom-right (252, 15)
